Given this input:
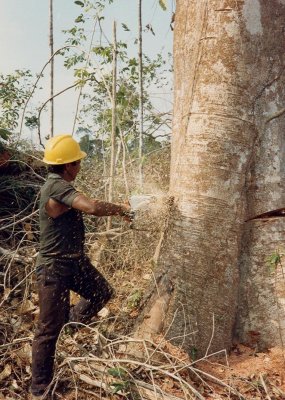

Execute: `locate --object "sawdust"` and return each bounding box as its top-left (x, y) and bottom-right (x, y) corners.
top-left (196, 344), bottom-right (285, 398)
top-left (225, 345), bottom-right (285, 380)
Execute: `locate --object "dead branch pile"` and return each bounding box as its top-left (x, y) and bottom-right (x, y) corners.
top-left (0, 150), bottom-right (44, 323)
top-left (0, 150), bottom-right (44, 247)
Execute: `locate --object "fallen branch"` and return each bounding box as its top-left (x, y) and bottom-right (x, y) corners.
top-left (0, 210), bottom-right (39, 232)
top-left (0, 246), bottom-right (35, 263)
top-left (259, 373), bottom-right (272, 400)
top-left (191, 367), bottom-right (245, 399)
top-left (0, 336), bottom-right (33, 350)
top-left (64, 355), bottom-right (205, 400)
top-left (72, 363), bottom-right (187, 400)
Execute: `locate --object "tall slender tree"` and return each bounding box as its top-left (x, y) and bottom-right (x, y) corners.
top-left (138, 0), bottom-right (144, 190)
top-left (107, 21), bottom-right (118, 230)
top-left (49, 0), bottom-right (54, 137)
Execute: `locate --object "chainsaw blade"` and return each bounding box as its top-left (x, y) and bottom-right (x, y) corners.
top-left (245, 207), bottom-right (285, 222)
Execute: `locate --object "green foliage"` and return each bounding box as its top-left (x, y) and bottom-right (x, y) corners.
top-left (72, 0), bottom-right (114, 15)
top-left (61, 0), bottom-right (172, 157)
top-left (25, 115), bottom-right (39, 129)
top-left (108, 367), bottom-right (130, 395)
top-left (121, 23), bottom-right (130, 32)
top-left (75, 14), bottom-right (85, 23)
top-left (110, 381), bottom-right (128, 394)
top-left (267, 251), bottom-right (282, 273)
top-left (0, 128), bottom-right (12, 141)
top-left (78, 130), bottom-right (105, 158)
top-left (62, 26), bottom-right (86, 47)
top-left (190, 346), bottom-right (198, 361)
top-left (92, 45), bottom-right (113, 64)
top-left (159, 0), bottom-right (167, 10)
top-left (0, 70), bottom-right (33, 131)
top-left (0, 128), bottom-right (12, 153)
top-left (74, 0), bottom-right (84, 6)
top-left (74, 51), bottom-right (169, 151)
top-left (108, 367), bottom-right (127, 379)
top-left (127, 289), bottom-right (142, 309)
top-left (64, 53), bottom-right (86, 69)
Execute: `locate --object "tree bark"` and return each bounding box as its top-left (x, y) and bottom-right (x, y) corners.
top-left (136, 0), bottom-right (285, 356)
top-left (236, 0), bottom-right (285, 348)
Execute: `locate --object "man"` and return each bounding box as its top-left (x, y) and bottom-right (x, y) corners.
top-left (31, 134), bottom-right (130, 399)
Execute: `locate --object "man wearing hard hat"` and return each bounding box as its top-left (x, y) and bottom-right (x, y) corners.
top-left (31, 134), bottom-right (130, 399)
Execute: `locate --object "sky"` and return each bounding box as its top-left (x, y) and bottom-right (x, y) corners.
top-left (0, 0), bottom-right (174, 144)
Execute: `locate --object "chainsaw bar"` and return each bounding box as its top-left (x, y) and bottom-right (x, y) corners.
top-left (245, 207), bottom-right (285, 222)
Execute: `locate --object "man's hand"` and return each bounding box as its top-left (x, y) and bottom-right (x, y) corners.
top-left (119, 203), bottom-right (134, 223)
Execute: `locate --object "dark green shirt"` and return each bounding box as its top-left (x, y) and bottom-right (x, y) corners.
top-left (36, 173), bottom-right (84, 267)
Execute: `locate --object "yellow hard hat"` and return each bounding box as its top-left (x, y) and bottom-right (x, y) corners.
top-left (42, 134), bottom-right (87, 165)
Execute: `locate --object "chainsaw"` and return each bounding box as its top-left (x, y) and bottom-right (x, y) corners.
top-left (126, 195), bottom-right (156, 229)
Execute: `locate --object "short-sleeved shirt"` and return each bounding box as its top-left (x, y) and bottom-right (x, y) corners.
top-left (36, 173), bottom-right (85, 267)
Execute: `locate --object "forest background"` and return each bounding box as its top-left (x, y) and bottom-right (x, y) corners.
top-left (0, 0), bottom-right (173, 147)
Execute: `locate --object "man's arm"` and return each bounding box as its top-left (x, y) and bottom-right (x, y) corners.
top-left (72, 194), bottom-right (130, 217)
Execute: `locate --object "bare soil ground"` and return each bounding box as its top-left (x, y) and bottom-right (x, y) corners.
top-left (196, 345), bottom-right (285, 399)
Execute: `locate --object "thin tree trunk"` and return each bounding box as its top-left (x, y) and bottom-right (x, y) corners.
top-left (72, 19), bottom-right (98, 136)
top-left (119, 126), bottom-right (130, 197)
top-left (49, 0), bottom-right (54, 137)
top-left (107, 21), bottom-right (117, 230)
top-left (138, 0), bottom-right (143, 190)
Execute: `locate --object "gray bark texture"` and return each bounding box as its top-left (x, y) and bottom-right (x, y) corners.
top-left (136, 0), bottom-right (285, 356)
top-left (237, 0), bottom-right (285, 346)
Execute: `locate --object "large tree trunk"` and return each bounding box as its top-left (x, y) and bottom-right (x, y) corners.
top-left (236, 0), bottom-right (285, 347)
top-left (135, 0), bottom-right (285, 357)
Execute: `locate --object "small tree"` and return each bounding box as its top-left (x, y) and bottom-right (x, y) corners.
top-left (62, 0), bottom-right (172, 155)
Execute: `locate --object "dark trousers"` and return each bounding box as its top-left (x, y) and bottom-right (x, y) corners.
top-left (31, 257), bottom-right (113, 395)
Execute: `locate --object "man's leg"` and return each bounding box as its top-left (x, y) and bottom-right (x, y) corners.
top-left (70, 257), bottom-right (114, 324)
top-left (31, 266), bottom-right (69, 396)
